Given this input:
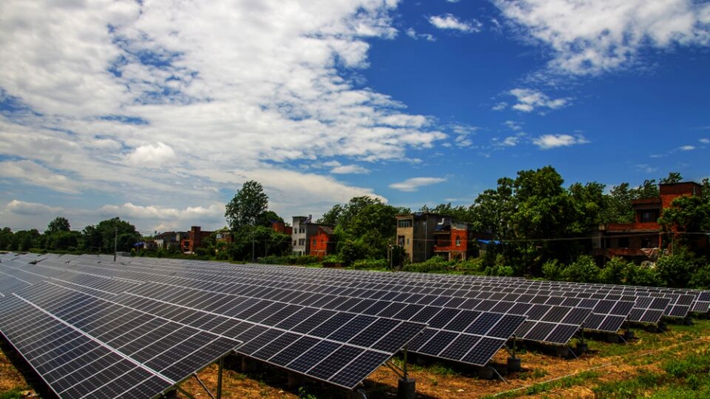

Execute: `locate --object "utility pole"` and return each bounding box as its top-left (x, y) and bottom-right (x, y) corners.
top-left (113, 225), bottom-right (118, 262)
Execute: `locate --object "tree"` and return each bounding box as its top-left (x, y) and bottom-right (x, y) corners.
top-left (660, 172), bottom-right (683, 185)
top-left (225, 180), bottom-right (269, 232)
top-left (599, 183), bottom-right (635, 224)
top-left (80, 218), bottom-right (140, 253)
top-left (46, 216), bottom-right (71, 234)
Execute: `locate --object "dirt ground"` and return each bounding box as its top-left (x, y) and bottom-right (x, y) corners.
top-left (2, 321), bottom-right (708, 399)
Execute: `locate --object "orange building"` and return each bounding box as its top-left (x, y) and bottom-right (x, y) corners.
top-left (309, 226), bottom-right (336, 258)
top-left (596, 182), bottom-right (703, 261)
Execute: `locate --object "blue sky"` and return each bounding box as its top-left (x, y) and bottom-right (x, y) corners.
top-left (1, 0), bottom-right (709, 234)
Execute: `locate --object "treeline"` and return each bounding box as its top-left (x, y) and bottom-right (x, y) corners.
top-left (0, 217), bottom-right (140, 254)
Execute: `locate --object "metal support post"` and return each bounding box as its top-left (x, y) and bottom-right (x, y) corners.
top-left (217, 356), bottom-right (224, 399)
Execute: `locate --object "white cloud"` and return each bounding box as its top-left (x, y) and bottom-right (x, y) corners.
top-left (0, 0), bottom-right (449, 227)
top-left (0, 160), bottom-right (80, 194)
top-left (533, 134), bottom-right (589, 149)
top-left (508, 88), bottom-right (570, 113)
top-left (429, 14), bottom-right (482, 33)
top-left (4, 200), bottom-right (63, 216)
top-left (126, 142), bottom-right (177, 168)
top-left (389, 177), bottom-right (447, 192)
top-left (700, 138), bottom-right (710, 144)
top-left (494, 0), bottom-right (710, 75)
top-left (503, 120), bottom-right (523, 131)
top-left (492, 102), bottom-right (508, 111)
top-left (494, 133), bottom-right (526, 147)
top-left (328, 162), bottom-right (370, 174)
top-left (678, 145), bottom-right (695, 151)
top-left (406, 28), bottom-right (436, 42)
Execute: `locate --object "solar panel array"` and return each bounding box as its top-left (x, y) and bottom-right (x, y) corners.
top-left (0, 254), bottom-right (429, 393)
top-left (1, 251), bottom-right (709, 398)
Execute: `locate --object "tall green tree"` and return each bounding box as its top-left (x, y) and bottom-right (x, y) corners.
top-left (80, 218), bottom-right (140, 253)
top-left (600, 183), bottom-right (635, 224)
top-left (46, 216), bottom-right (71, 234)
top-left (225, 180), bottom-right (269, 231)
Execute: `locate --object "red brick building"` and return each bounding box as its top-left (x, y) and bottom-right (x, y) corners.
top-left (595, 182), bottom-right (703, 261)
top-left (271, 221), bottom-right (293, 235)
top-left (181, 226), bottom-right (213, 253)
top-left (309, 226), bottom-right (336, 258)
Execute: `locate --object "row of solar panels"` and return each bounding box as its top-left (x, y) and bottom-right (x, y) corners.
top-left (2, 252), bottom-right (709, 399)
top-left (24, 253), bottom-right (707, 350)
top-left (0, 253), bottom-right (429, 397)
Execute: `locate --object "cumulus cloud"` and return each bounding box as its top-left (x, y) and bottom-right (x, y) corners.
top-left (0, 0), bottom-right (448, 225)
top-left (389, 177), bottom-right (447, 192)
top-left (492, 102), bottom-right (508, 111)
top-left (494, 0), bottom-right (710, 75)
top-left (533, 134), bottom-right (589, 149)
top-left (429, 14), bottom-right (482, 33)
top-left (508, 88), bottom-right (569, 113)
top-left (126, 142), bottom-right (177, 168)
top-left (700, 138), bottom-right (710, 144)
top-left (503, 120), bottom-right (523, 131)
top-left (4, 200), bottom-right (63, 216)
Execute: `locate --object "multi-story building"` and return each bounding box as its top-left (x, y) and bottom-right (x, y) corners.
top-left (154, 231), bottom-right (188, 251)
top-left (595, 182), bottom-right (704, 261)
top-left (433, 219), bottom-right (478, 261)
top-left (309, 225), bottom-right (336, 258)
top-left (292, 216), bottom-right (334, 257)
top-left (396, 212), bottom-right (445, 263)
top-left (181, 226), bottom-right (213, 253)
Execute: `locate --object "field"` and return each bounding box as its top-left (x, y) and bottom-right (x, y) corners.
top-left (2, 318), bottom-right (709, 399)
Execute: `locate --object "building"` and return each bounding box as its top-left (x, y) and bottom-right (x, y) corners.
top-left (181, 226), bottom-right (213, 253)
top-left (396, 213), bottom-right (446, 263)
top-left (291, 216), bottom-right (335, 257)
top-left (309, 225), bottom-right (336, 258)
top-left (154, 231), bottom-right (188, 251)
top-left (433, 219), bottom-right (478, 261)
top-left (271, 220), bottom-right (293, 235)
top-left (595, 182), bottom-right (703, 261)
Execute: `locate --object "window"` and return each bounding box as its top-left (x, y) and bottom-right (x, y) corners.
top-left (293, 240), bottom-right (297, 246)
top-left (298, 239), bottom-right (305, 246)
top-left (312, 238), bottom-right (317, 246)
top-left (618, 237), bottom-right (629, 248)
top-left (398, 236), bottom-right (405, 246)
top-left (456, 237), bottom-right (461, 246)
top-left (398, 220), bottom-right (412, 228)
top-left (640, 211), bottom-right (658, 223)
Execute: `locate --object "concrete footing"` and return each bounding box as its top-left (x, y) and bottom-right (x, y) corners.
top-left (606, 334), bottom-right (620, 343)
top-left (507, 357), bottom-right (521, 372)
top-left (397, 378), bottom-right (416, 399)
top-left (575, 342), bottom-right (588, 354)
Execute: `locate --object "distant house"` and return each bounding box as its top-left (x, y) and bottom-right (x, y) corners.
top-left (291, 216), bottom-right (334, 257)
top-left (396, 213), bottom-right (483, 263)
top-left (309, 225), bottom-right (336, 258)
top-left (154, 231), bottom-right (188, 251)
top-left (271, 221), bottom-right (293, 235)
top-left (594, 182), bottom-right (705, 261)
top-left (432, 219), bottom-right (479, 261)
top-left (181, 226), bottom-right (213, 253)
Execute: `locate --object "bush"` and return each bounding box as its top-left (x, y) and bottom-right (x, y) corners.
top-left (351, 259), bottom-right (388, 270)
top-left (562, 255), bottom-right (600, 283)
top-left (656, 249), bottom-right (696, 288)
top-left (403, 256), bottom-right (451, 273)
top-left (485, 265), bottom-right (515, 276)
top-left (599, 257), bottom-right (629, 284)
top-left (542, 259), bottom-right (564, 281)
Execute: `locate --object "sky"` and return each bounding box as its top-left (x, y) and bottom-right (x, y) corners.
top-left (1, 0), bottom-right (709, 235)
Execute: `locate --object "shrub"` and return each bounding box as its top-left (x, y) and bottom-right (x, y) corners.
top-left (542, 259), bottom-right (564, 281)
top-left (656, 249), bottom-right (696, 287)
top-left (351, 259), bottom-right (388, 270)
top-left (562, 255), bottom-right (600, 283)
